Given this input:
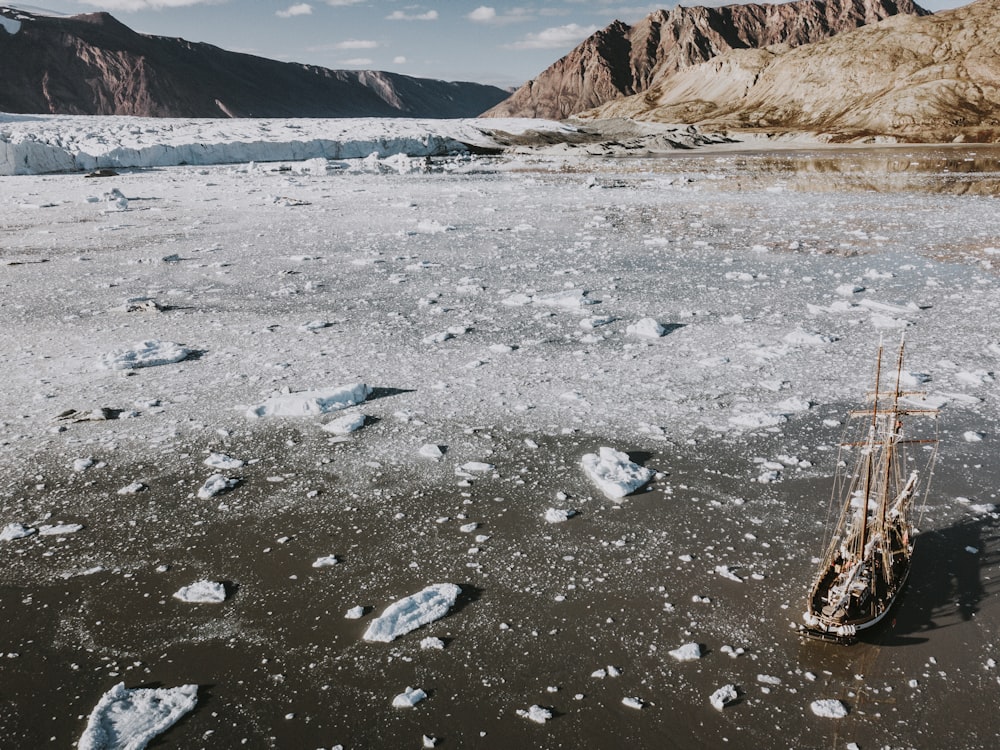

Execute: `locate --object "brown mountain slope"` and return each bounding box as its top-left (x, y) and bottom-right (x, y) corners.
top-left (482, 0), bottom-right (928, 120)
top-left (0, 7), bottom-right (508, 118)
top-left (583, 0), bottom-right (1000, 143)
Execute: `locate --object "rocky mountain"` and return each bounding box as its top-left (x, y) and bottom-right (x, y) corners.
top-left (0, 6), bottom-right (508, 118)
top-left (584, 0), bottom-right (1000, 143)
top-left (482, 0), bottom-right (929, 120)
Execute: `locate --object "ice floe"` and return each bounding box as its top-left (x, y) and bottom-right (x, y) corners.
top-left (322, 412), bottom-right (367, 436)
top-left (362, 583), bottom-right (461, 643)
top-left (197, 474), bottom-right (239, 500)
top-left (626, 317), bottom-right (666, 339)
top-left (669, 643), bottom-right (702, 662)
top-left (78, 682), bottom-right (198, 750)
top-left (516, 705), bottom-right (552, 724)
top-left (580, 447), bottom-right (654, 500)
top-left (173, 580), bottom-right (227, 604)
top-left (810, 699), bottom-right (848, 718)
top-left (99, 340), bottom-right (191, 370)
top-left (247, 383), bottom-right (371, 418)
top-left (709, 684), bottom-right (738, 710)
top-left (392, 687), bottom-right (427, 708)
top-left (1, 522), bottom-right (37, 541)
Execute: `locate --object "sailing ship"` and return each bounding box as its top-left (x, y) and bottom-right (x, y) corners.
top-left (801, 340), bottom-right (938, 642)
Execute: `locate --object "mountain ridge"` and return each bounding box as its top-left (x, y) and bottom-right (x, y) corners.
top-left (581, 0), bottom-right (1000, 143)
top-left (482, 0), bottom-right (929, 120)
top-left (0, 6), bottom-right (508, 118)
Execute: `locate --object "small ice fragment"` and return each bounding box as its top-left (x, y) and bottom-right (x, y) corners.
top-left (1, 523), bottom-right (37, 541)
top-left (419, 444), bottom-right (445, 460)
top-left (621, 697), bottom-right (644, 710)
top-left (709, 684), bottom-right (738, 710)
top-left (78, 682), bottom-right (198, 750)
top-left (715, 565), bottom-right (744, 583)
top-left (173, 580), bottom-right (227, 604)
top-left (312, 555), bottom-right (339, 568)
top-left (669, 643), bottom-right (702, 662)
top-left (38, 523), bottom-right (83, 536)
top-left (73, 458), bottom-right (95, 472)
top-left (247, 383), bottom-right (371, 418)
top-left (197, 474), bottom-right (239, 499)
top-left (204, 453), bottom-right (244, 470)
top-left (362, 583), bottom-right (461, 643)
top-left (963, 431), bottom-right (984, 443)
top-left (544, 508), bottom-right (577, 523)
top-left (580, 447), bottom-right (653, 500)
top-left (420, 636), bottom-right (445, 650)
top-left (457, 461), bottom-right (494, 474)
top-left (117, 481), bottom-right (146, 495)
top-left (100, 340), bottom-right (191, 370)
top-left (516, 705), bottom-right (552, 724)
top-left (345, 606), bottom-right (365, 619)
top-left (810, 699), bottom-right (848, 718)
top-left (392, 687), bottom-right (427, 708)
top-left (423, 735), bottom-right (438, 748)
top-left (322, 413), bottom-right (367, 436)
top-left (626, 317), bottom-right (665, 338)
top-left (756, 675), bottom-right (781, 686)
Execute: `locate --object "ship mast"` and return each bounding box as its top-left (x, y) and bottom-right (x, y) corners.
top-left (858, 342), bottom-right (883, 556)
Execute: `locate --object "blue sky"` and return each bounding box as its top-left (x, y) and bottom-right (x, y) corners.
top-left (13, 0), bottom-right (972, 89)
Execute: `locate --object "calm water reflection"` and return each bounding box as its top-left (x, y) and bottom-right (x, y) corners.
top-left (683, 145), bottom-right (1000, 195)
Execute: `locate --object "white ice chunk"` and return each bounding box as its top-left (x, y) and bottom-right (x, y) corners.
top-left (322, 412), bottom-right (367, 436)
top-left (516, 705), bottom-right (552, 724)
top-left (362, 583), bottom-right (461, 643)
top-left (345, 606), bottom-right (365, 619)
top-left (197, 474), bottom-right (238, 499)
top-left (626, 317), bottom-right (666, 338)
top-left (715, 565), bottom-right (744, 583)
top-left (247, 383), bottom-right (371, 418)
top-left (1, 523), bottom-right (37, 541)
top-left (535, 289), bottom-right (599, 308)
top-left (669, 643), bottom-right (702, 662)
top-left (204, 453), bottom-right (244, 470)
top-left (782, 329), bottom-right (837, 346)
top-left (621, 696), bottom-right (644, 710)
top-left (456, 461), bottom-right (494, 475)
top-left (581, 447), bottom-right (653, 500)
top-left (392, 687), bottom-right (427, 708)
top-left (312, 555), bottom-right (339, 568)
top-left (100, 340), bottom-right (191, 370)
top-left (544, 508), bottom-right (577, 523)
top-left (810, 699), bottom-right (848, 718)
top-left (419, 444), bottom-right (445, 460)
top-left (963, 431), bottom-right (984, 443)
top-left (38, 523), bottom-right (83, 536)
top-left (117, 481), bottom-right (146, 495)
top-left (173, 580), bottom-right (227, 604)
top-left (420, 636), bottom-right (445, 650)
top-left (78, 682), bottom-right (198, 750)
top-left (709, 684), bottom-right (738, 710)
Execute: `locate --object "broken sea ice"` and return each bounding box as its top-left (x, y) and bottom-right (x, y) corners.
top-left (362, 583), bottom-right (461, 643)
top-left (580, 447), bottom-right (653, 500)
top-left (246, 383), bottom-right (371, 418)
top-left (78, 682), bottom-right (198, 750)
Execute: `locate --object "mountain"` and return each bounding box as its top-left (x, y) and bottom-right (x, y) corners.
top-left (584, 0), bottom-right (1000, 143)
top-left (482, 0), bottom-right (929, 120)
top-left (0, 6), bottom-right (508, 118)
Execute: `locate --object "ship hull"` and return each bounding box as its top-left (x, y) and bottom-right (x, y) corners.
top-left (800, 560), bottom-right (911, 643)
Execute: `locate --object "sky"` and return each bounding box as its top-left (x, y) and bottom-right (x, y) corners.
top-left (9, 0), bottom-right (973, 90)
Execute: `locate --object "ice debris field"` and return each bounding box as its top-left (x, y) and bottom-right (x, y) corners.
top-left (1, 115), bottom-right (1000, 749)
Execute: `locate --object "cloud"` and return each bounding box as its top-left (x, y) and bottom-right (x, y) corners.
top-left (341, 57), bottom-right (374, 66)
top-left (508, 23), bottom-right (598, 50)
top-left (393, 55), bottom-right (407, 64)
top-left (386, 9), bottom-right (438, 21)
top-left (335, 39), bottom-right (378, 49)
top-left (467, 5), bottom-right (533, 24)
top-left (276, 3), bottom-right (312, 18)
top-left (325, 0), bottom-right (364, 6)
top-left (77, 0), bottom-right (220, 10)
